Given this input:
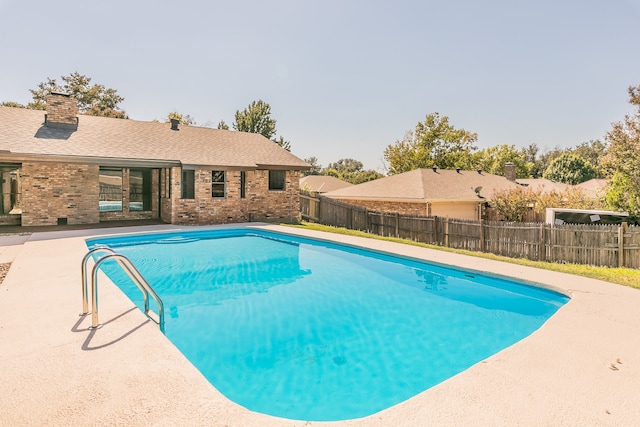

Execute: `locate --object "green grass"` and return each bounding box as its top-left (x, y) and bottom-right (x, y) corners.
top-left (284, 222), bottom-right (640, 290)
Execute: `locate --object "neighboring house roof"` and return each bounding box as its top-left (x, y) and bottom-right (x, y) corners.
top-left (300, 175), bottom-right (353, 193)
top-left (574, 178), bottom-right (608, 198)
top-left (323, 168), bottom-right (520, 202)
top-left (0, 106), bottom-right (309, 169)
top-left (516, 178), bottom-right (571, 193)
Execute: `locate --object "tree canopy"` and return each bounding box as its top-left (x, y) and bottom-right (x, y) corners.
top-left (232, 99), bottom-right (291, 150)
top-left (384, 113), bottom-right (477, 174)
top-left (602, 84), bottom-right (640, 214)
top-left (472, 144), bottom-right (533, 178)
top-left (26, 72), bottom-right (127, 118)
top-left (302, 157), bottom-right (322, 176)
top-left (233, 100), bottom-right (277, 139)
top-left (543, 152), bottom-right (597, 184)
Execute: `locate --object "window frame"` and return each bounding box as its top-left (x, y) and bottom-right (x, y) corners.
top-left (268, 170), bottom-right (286, 191)
top-left (240, 171), bottom-right (246, 199)
top-left (99, 167), bottom-right (123, 212)
top-left (181, 169), bottom-right (195, 199)
top-left (211, 170), bottom-right (226, 198)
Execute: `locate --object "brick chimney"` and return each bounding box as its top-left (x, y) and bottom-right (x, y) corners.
top-left (505, 162), bottom-right (516, 181)
top-left (45, 92), bottom-right (78, 130)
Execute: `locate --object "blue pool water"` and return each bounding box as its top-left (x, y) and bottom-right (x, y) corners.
top-left (86, 228), bottom-right (569, 421)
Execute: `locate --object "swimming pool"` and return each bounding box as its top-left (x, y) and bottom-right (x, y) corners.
top-left (86, 228), bottom-right (569, 421)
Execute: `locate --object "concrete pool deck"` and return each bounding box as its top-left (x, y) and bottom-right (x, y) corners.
top-left (0, 223), bottom-right (639, 426)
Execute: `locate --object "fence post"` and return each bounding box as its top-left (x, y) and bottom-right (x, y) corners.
top-left (539, 223), bottom-right (545, 261)
top-left (479, 219), bottom-right (485, 252)
top-left (445, 216), bottom-right (449, 247)
top-left (395, 213), bottom-right (400, 238)
top-left (365, 208), bottom-right (369, 233)
top-left (618, 222), bottom-right (627, 267)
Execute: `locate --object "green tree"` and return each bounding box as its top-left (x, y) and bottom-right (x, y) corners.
top-left (543, 152), bottom-right (597, 184)
top-left (572, 140), bottom-right (607, 177)
top-left (384, 113), bottom-right (477, 174)
top-left (602, 84), bottom-right (640, 214)
top-left (233, 100), bottom-right (277, 139)
top-left (217, 120), bottom-right (229, 130)
top-left (273, 135), bottom-right (291, 152)
top-left (490, 187), bottom-right (538, 222)
top-left (166, 112), bottom-right (195, 125)
top-left (326, 158), bottom-right (363, 173)
top-left (322, 158), bottom-right (382, 184)
top-left (472, 144), bottom-right (533, 178)
top-left (0, 101), bottom-right (26, 108)
top-left (302, 157), bottom-right (322, 176)
top-left (27, 72), bottom-right (127, 118)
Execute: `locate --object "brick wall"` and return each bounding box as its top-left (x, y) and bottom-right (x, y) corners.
top-left (45, 93), bottom-right (78, 127)
top-left (21, 162), bottom-right (100, 225)
top-left (166, 167), bottom-right (300, 225)
top-left (332, 199), bottom-right (428, 216)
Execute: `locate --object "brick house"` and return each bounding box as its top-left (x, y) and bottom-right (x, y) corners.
top-left (0, 93), bottom-right (309, 227)
top-left (322, 167), bottom-right (521, 221)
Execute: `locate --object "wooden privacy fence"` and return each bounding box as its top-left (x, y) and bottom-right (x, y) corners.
top-left (299, 191), bottom-right (640, 269)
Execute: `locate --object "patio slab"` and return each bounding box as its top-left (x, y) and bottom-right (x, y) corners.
top-left (0, 223), bottom-right (638, 426)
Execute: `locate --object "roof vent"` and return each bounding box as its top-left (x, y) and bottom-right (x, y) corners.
top-left (432, 166), bottom-right (437, 172)
top-left (170, 118), bottom-right (180, 131)
top-left (477, 169), bottom-right (482, 174)
top-left (456, 167), bottom-right (461, 173)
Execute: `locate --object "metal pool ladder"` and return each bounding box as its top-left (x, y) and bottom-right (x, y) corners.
top-left (81, 247), bottom-right (165, 333)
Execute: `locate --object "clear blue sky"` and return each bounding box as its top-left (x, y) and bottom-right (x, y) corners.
top-left (1, 0), bottom-right (639, 171)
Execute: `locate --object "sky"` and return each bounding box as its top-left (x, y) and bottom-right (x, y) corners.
top-left (1, 0), bottom-right (639, 172)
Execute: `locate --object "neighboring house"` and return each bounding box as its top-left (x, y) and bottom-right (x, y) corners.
top-left (574, 178), bottom-right (608, 199)
top-left (299, 175), bottom-right (353, 193)
top-left (0, 92), bottom-right (309, 227)
top-left (515, 178), bottom-right (571, 194)
top-left (322, 167), bottom-right (520, 221)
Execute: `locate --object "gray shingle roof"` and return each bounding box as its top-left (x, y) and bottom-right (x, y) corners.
top-left (0, 106), bottom-right (309, 169)
top-left (323, 168), bottom-right (521, 202)
top-left (299, 175), bottom-right (353, 192)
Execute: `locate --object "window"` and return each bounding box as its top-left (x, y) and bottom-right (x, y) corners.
top-left (99, 168), bottom-right (122, 211)
top-left (269, 170), bottom-right (285, 191)
top-left (212, 170), bottom-right (225, 198)
top-left (181, 169), bottom-right (195, 199)
top-left (0, 164), bottom-right (22, 214)
top-left (240, 171), bottom-right (246, 199)
top-left (130, 169), bottom-right (152, 211)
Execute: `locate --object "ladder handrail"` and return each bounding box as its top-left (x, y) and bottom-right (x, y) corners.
top-left (81, 247), bottom-right (117, 314)
top-left (82, 249), bottom-right (165, 333)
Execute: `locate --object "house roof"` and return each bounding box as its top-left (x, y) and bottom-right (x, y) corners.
top-left (323, 168), bottom-right (520, 202)
top-left (574, 178), bottom-right (608, 198)
top-left (299, 175), bottom-right (353, 193)
top-left (0, 106), bottom-right (309, 169)
top-left (516, 178), bottom-right (571, 193)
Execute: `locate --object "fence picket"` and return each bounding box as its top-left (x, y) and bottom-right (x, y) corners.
top-left (300, 192), bottom-right (639, 269)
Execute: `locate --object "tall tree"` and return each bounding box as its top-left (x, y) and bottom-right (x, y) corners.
top-left (273, 135), bottom-right (291, 152)
top-left (233, 100), bottom-right (277, 139)
top-left (27, 72), bottom-right (127, 118)
top-left (602, 84), bottom-right (640, 214)
top-left (572, 139), bottom-right (607, 177)
top-left (472, 144), bottom-right (533, 178)
top-left (302, 157), bottom-right (322, 176)
top-left (543, 152), bottom-right (597, 184)
top-left (384, 113), bottom-right (477, 174)
top-left (326, 158), bottom-right (363, 173)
